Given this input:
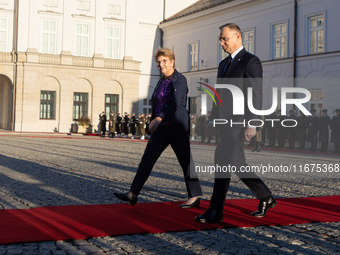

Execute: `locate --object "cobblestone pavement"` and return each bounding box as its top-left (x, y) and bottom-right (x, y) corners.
top-left (0, 132), bottom-right (339, 254)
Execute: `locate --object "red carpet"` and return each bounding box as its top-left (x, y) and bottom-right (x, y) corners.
top-left (1, 196), bottom-right (339, 245)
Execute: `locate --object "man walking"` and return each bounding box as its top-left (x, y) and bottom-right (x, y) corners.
top-left (195, 23), bottom-right (276, 223)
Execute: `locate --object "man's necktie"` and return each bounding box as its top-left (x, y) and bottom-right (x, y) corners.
top-left (222, 55), bottom-right (232, 76)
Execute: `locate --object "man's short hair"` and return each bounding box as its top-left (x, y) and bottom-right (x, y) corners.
top-left (219, 23), bottom-right (242, 34)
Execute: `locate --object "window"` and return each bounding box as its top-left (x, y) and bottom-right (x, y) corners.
top-left (309, 15), bottom-right (324, 53)
top-left (242, 30), bottom-right (254, 54)
top-left (106, 27), bottom-right (119, 59)
top-left (0, 17), bottom-right (8, 52)
top-left (189, 42), bottom-right (198, 71)
top-left (75, 23), bottom-right (89, 56)
top-left (105, 94), bottom-right (119, 116)
top-left (309, 89), bottom-right (323, 116)
top-left (143, 98), bottom-right (152, 114)
top-left (73, 93), bottom-right (88, 120)
top-left (42, 20), bottom-right (57, 54)
top-left (40, 91), bottom-right (56, 119)
top-left (273, 23), bottom-right (287, 58)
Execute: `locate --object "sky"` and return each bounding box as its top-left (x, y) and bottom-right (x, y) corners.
top-left (164, 0), bottom-right (198, 19)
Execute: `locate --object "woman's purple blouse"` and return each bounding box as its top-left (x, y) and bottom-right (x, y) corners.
top-left (154, 77), bottom-right (173, 125)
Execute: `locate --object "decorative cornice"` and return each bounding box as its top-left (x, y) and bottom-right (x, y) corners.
top-left (103, 17), bottom-right (125, 23)
top-left (0, 8), bottom-right (13, 13)
top-left (38, 10), bottom-right (63, 16)
top-left (72, 14), bottom-right (95, 20)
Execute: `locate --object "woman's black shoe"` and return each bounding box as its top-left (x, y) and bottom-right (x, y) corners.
top-left (179, 198), bottom-right (200, 209)
top-left (113, 192), bottom-right (138, 206)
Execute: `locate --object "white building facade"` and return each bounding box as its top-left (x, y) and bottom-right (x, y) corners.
top-left (159, 0), bottom-right (340, 117)
top-left (0, 0), bottom-right (197, 132)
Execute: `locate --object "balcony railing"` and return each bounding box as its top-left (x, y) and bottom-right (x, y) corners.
top-left (0, 52), bottom-right (13, 62)
top-left (0, 50), bottom-right (139, 71)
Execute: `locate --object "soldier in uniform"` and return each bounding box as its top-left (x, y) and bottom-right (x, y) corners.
top-left (199, 114), bottom-right (207, 143)
top-left (130, 112), bottom-right (137, 139)
top-left (296, 111), bottom-right (307, 150)
top-left (99, 111), bottom-right (107, 138)
top-left (139, 113), bottom-right (146, 140)
top-left (136, 113), bottom-right (141, 136)
top-left (319, 109), bottom-right (331, 152)
top-left (145, 114), bottom-right (152, 139)
top-left (330, 109), bottom-right (340, 153)
top-left (251, 115), bottom-right (265, 152)
top-left (266, 112), bottom-right (277, 148)
top-left (195, 114), bottom-right (201, 140)
top-left (276, 110), bottom-right (286, 149)
top-left (190, 115), bottom-right (196, 140)
top-left (206, 111), bottom-right (214, 144)
top-left (116, 113), bottom-right (123, 138)
top-left (109, 111), bottom-right (116, 138)
top-left (286, 110), bottom-right (297, 150)
top-left (307, 109), bottom-right (319, 151)
top-left (123, 112), bottom-right (130, 138)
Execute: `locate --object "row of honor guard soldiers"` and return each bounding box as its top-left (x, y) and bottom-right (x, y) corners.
top-left (100, 111), bottom-right (152, 140)
top-left (265, 108), bottom-right (340, 153)
top-left (190, 112), bottom-right (221, 144)
top-left (190, 108), bottom-right (340, 153)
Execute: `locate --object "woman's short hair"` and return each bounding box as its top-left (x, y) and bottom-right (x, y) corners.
top-left (154, 47), bottom-right (175, 68)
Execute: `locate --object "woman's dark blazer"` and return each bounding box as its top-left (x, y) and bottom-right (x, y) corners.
top-left (150, 69), bottom-right (190, 133)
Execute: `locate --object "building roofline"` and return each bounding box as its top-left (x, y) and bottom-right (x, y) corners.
top-left (161, 0), bottom-right (236, 24)
top-left (159, 0), bottom-right (254, 28)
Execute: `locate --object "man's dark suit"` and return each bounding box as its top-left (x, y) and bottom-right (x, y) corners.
top-left (210, 48), bottom-right (272, 212)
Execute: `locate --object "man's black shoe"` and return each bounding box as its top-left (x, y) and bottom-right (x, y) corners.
top-left (195, 207), bottom-right (223, 223)
top-left (251, 196), bottom-right (277, 217)
top-left (113, 192), bottom-right (138, 206)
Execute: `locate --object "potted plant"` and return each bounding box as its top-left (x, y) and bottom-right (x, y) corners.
top-left (77, 116), bottom-right (92, 133)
